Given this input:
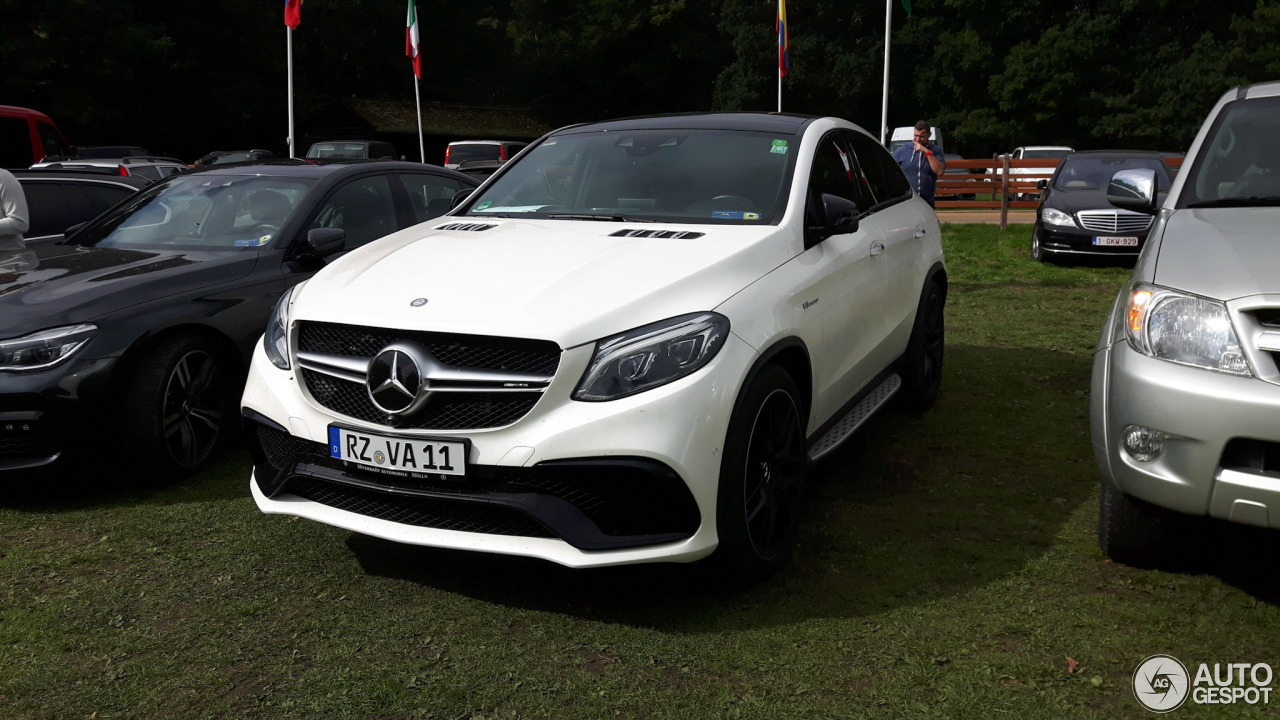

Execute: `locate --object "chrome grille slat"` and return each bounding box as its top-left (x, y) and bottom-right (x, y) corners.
top-left (1076, 209), bottom-right (1153, 233)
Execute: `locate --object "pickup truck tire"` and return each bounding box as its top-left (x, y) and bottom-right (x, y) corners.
top-left (1098, 476), bottom-right (1174, 566)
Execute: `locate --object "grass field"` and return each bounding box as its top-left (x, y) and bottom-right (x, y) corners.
top-left (5, 224), bottom-right (1280, 719)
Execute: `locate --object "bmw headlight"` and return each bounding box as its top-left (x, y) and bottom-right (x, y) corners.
top-left (0, 324), bottom-right (97, 372)
top-left (1041, 208), bottom-right (1076, 228)
top-left (1125, 284), bottom-right (1251, 376)
top-left (264, 285), bottom-right (297, 370)
top-left (573, 312), bottom-right (730, 401)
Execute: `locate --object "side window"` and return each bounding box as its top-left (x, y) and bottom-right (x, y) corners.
top-left (808, 135), bottom-right (860, 204)
top-left (79, 183), bottom-right (134, 212)
top-left (131, 166), bottom-right (161, 181)
top-left (158, 165), bottom-right (183, 177)
top-left (56, 184), bottom-right (103, 229)
top-left (847, 131), bottom-right (910, 206)
top-left (397, 174), bottom-right (464, 224)
top-left (308, 174), bottom-right (398, 249)
top-left (36, 122), bottom-right (69, 159)
top-left (20, 182), bottom-right (67, 238)
top-left (0, 117), bottom-right (32, 168)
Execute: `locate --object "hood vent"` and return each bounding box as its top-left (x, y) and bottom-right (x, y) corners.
top-left (436, 222), bottom-right (497, 232)
top-left (609, 229), bottom-right (705, 239)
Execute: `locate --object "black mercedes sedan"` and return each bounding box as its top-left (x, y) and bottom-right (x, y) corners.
top-left (1031, 151), bottom-right (1174, 263)
top-left (0, 159), bottom-right (476, 481)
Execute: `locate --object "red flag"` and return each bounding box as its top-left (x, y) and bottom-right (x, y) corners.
top-left (284, 0), bottom-right (303, 29)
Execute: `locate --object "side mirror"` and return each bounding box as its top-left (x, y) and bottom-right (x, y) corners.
top-left (301, 227), bottom-right (346, 258)
top-left (64, 222), bottom-right (86, 238)
top-left (1036, 179), bottom-right (1047, 190)
top-left (807, 193), bottom-right (859, 246)
top-left (1107, 168), bottom-right (1158, 214)
top-left (451, 187), bottom-right (476, 209)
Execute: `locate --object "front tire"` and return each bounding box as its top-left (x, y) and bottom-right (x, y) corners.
top-left (1030, 226), bottom-right (1047, 262)
top-left (121, 335), bottom-right (228, 482)
top-left (1098, 476), bottom-right (1174, 565)
top-left (899, 278), bottom-right (945, 410)
top-left (714, 365), bottom-right (807, 584)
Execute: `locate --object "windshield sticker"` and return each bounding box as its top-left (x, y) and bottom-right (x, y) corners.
top-left (713, 211), bottom-right (754, 219)
top-left (233, 234), bottom-right (273, 247)
top-left (771, 139), bottom-right (789, 154)
top-left (476, 200), bottom-right (493, 210)
top-left (475, 205), bottom-right (546, 213)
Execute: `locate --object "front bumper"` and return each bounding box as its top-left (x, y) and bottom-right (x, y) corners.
top-left (0, 356), bottom-right (118, 472)
top-left (1036, 222), bottom-right (1150, 257)
top-left (1095, 341), bottom-right (1280, 526)
top-left (242, 332), bottom-right (758, 567)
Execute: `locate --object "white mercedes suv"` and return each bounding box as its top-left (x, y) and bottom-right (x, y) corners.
top-left (242, 113), bottom-right (947, 581)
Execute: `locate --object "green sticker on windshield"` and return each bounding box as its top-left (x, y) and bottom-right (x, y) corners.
top-left (476, 200), bottom-right (492, 210)
top-left (771, 139), bottom-right (788, 154)
top-left (772, 139), bottom-right (787, 147)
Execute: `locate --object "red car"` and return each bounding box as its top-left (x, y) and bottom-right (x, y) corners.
top-left (0, 106), bottom-right (72, 168)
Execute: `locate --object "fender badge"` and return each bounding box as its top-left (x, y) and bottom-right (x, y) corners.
top-left (410, 298), bottom-right (428, 307)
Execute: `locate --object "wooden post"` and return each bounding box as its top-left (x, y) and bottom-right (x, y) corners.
top-left (1000, 154), bottom-right (1011, 230)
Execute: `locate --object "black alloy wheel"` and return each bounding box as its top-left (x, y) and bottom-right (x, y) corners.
top-left (900, 278), bottom-right (946, 409)
top-left (162, 350), bottom-right (224, 468)
top-left (742, 388), bottom-right (805, 561)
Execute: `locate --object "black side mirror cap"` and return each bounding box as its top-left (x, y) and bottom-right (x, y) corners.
top-left (1037, 179), bottom-right (1048, 190)
top-left (451, 187), bottom-right (476, 210)
top-left (806, 193), bottom-right (860, 247)
top-left (301, 227), bottom-right (346, 258)
top-left (1107, 168), bottom-right (1159, 214)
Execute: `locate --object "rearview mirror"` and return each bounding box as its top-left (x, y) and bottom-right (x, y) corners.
top-left (1107, 168), bottom-right (1158, 214)
top-left (807, 193), bottom-right (859, 247)
top-left (451, 187), bottom-right (476, 209)
top-left (301, 228), bottom-right (346, 258)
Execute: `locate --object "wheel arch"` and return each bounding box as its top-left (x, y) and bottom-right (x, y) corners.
top-left (110, 322), bottom-right (246, 402)
top-left (737, 336), bottom-right (813, 431)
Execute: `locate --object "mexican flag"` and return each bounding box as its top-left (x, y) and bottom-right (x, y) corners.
top-left (405, 0), bottom-right (421, 79)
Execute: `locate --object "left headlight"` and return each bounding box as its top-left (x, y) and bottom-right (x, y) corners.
top-left (0, 324), bottom-right (97, 372)
top-left (1125, 283), bottom-right (1251, 376)
top-left (263, 286), bottom-right (296, 370)
top-left (573, 312), bottom-right (730, 402)
top-left (1041, 208), bottom-right (1076, 228)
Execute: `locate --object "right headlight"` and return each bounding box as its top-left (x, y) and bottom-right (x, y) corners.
top-left (573, 312), bottom-right (730, 401)
top-left (1041, 208), bottom-right (1076, 227)
top-left (1125, 283), bottom-right (1251, 376)
top-left (263, 285), bottom-right (297, 370)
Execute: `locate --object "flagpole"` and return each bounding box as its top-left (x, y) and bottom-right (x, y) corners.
top-left (880, 0), bottom-right (891, 145)
top-left (778, 68), bottom-right (782, 114)
top-left (287, 26), bottom-right (296, 159)
top-left (414, 74), bottom-right (425, 163)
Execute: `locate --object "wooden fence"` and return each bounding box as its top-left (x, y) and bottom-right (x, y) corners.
top-left (933, 155), bottom-right (1184, 228)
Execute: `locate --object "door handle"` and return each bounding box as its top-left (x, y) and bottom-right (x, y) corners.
top-left (870, 242), bottom-right (885, 256)
top-left (914, 228), bottom-right (926, 238)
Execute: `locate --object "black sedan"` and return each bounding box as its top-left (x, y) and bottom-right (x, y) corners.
top-left (1031, 151), bottom-right (1173, 263)
top-left (0, 159), bottom-right (476, 480)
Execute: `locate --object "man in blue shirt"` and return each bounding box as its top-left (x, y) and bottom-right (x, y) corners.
top-left (892, 121), bottom-right (946, 207)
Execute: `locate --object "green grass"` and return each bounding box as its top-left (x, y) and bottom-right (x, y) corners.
top-left (4, 225), bottom-right (1279, 719)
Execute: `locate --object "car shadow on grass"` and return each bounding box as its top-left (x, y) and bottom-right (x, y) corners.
top-left (346, 344), bottom-right (1110, 633)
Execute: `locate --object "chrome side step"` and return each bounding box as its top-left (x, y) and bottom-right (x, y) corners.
top-left (807, 374), bottom-right (901, 463)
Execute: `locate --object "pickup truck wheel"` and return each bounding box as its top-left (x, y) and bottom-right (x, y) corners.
top-left (121, 335), bottom-right (228, 482)
top-left (714, 365), bottom-right (806, 584)
top-left (1098, 476), bottom-right (1174, 566)
top-left (899, 278), bottom-right (945, 410)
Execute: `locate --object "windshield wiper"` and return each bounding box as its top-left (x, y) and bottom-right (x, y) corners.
top-left (1187, 196), bottom-right (1280, 208)
top-left (545, 213), bottom-right (642, 222)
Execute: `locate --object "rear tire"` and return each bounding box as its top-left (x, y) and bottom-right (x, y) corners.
top-left (898, 278), bottom-right (945, 410)
top-left (1098, 476), bottom-right (1174, 566)
top-left (713, 365), bottom-right (807, 585)
top-left (121, 335), bottom-right (228, 483)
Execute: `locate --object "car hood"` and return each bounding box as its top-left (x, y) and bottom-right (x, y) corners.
top-left (1155, 208), bottom-right (1280, 300)
top-left (0, 243), bottom-right (257, 338)
top-left (293, 218), bottom-right (795, 348)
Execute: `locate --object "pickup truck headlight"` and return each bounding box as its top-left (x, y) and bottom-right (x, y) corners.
top-left (0, 324), bottom-right (97, 372)
top-left (1125, 284), bottom-right (1251, 376)
top-left (263, 286), bottom-right (297, 370)
top-left (1041, 208), bottom-right (1076, 228)
top-left (573, 312), bottom-right (729, 401)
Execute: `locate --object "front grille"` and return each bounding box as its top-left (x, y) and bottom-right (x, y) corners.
top-left (0, 435), bottom-right (39, 459)
top-left (1076, 209), bottom-right (1153, 233)
top-left (296, 321), bottom-right (559, 430)
top-left (288, 476), bottom-right (556, 537)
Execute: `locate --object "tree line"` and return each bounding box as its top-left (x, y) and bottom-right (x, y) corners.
top-left (2, 0), bottom-right (1276, 161)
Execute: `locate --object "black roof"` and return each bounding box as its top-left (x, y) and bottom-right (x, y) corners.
top-left (185, 158), bottom-right (476, 182)
top-left (554, 112), bottom-right (818, 136)
top-left (11, 169), bottom-right (151, 188)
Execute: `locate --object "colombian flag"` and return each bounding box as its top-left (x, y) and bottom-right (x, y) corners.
top-left (777, 0), bottom-right (790, 77)
top-left (284, 0), bottom-right (302, 29)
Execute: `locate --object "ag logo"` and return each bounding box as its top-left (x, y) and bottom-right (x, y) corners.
top-left (1134, 654), bottom-right (1190, 712)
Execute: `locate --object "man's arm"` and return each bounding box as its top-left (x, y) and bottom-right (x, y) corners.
top-left (926, 147), bottom-right (946, 177)
top-left (0, 172), bottom-right (30, 236)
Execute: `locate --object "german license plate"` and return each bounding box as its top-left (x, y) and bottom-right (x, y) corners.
top-left (1092, 236), bottom-right (1139, 247)
top-left (328, 426), bottom-right (465, 477)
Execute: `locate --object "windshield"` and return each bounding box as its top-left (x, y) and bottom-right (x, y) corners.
top-left (209, 152), bottom-right (254, 164)
top-left (465, 129), bottom-right (798, 224)
top-left (1024, 149), bottom-right (1071, 159)
top-left (1055, 156), bottom-right (1170, 189)
top-left (307, 143), bottom-right (366, 159)
top-left (1181, 97), bottom-right (1280, 207)
top-left (71, 175), bottom-right (314, 250)
top-left (449, 144), bottom-right (500, 163)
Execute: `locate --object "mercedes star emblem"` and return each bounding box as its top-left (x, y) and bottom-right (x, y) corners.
top-left (410, 298), bottom-right (428, 307)
top-left (367, 347), bottom-right (423, 415)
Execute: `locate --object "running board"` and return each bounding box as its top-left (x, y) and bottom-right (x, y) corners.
top-left (807, 374), bottom-right (902, 463)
